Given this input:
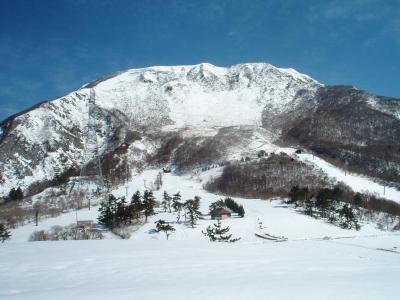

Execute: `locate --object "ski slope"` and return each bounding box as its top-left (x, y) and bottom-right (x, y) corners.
top-left (278, 148), bottom-right (400, 203)
top-left (2, 170), bottom-right (400, 300)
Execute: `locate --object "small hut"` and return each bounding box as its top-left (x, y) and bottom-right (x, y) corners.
top-left (210, 207), bottom-right (231, 220)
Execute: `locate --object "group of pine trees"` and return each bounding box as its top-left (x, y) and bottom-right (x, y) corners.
top-left (97, 189), bottom-right (243, 242)
top-left (0, 223), bottom-right (11, 243)
top-left (161, 191), bottom-right (202, 228)
top-left (150, 191), bottom-right (201, 240)
top-left (161, 191), bottom-right (201, 228)
top-left (98, 190), bottom-right (157, 229)
top-left (97, 190), bottom-right (204, 239)
top-left (288, 185), bottom-right (361, 230)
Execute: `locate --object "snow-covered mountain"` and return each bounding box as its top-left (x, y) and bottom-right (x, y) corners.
top-left (85, 62), bottom-right (320, 128)
top-left (3, 62), bottom-right (400, 300)
top-left (1, 62), bottom-right (400, 199)
top-left (0, 63), bottom-right (319, 197)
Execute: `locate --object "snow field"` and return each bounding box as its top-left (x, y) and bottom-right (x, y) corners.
top-left (2, 236), bottom-right (400, 300)
top-left (2, 164), bottom-right (400, 299)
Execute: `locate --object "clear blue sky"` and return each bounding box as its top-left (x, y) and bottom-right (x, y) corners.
top-left (1, 0), bottom-right (399, 121)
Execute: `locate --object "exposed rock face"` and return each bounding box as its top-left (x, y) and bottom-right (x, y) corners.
top-left (0, 63), bottom-right (399, 198)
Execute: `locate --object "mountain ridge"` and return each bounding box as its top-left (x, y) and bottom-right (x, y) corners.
top-left (1, 62), bottom-right (399, 200)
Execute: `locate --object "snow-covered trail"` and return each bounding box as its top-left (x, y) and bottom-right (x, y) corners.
top-left (279, 148), bottom-right (400, 203)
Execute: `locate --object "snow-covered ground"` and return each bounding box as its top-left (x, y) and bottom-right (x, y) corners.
top-left (280, 148), bottom-right (400, 202)
top-left (2, 169), bottom-right (400, 299)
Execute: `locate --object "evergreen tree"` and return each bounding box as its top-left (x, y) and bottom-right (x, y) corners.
top-left (0, 223), bottom-right (11, 243)
top-left (130, 190), bottom-right (143, 221)
top-left (316, 189), bottom-right (332, 218)
top-left (202, 219), bottom-right (240, 242)
top-left (161, 191), bottom-right (172, 212)
top-left (155, 219), bottom-right (175, 240)
top-left (209, 199), bottom-right (225, 211)
top-left (332, 186), bottom-right (343, 204)
top-left (288, 186), bottom-right (309, 207)
top-left (237, 205), bottom-right (245, 217)
top-left (353, 192), bottom-right (363, 206)
top-left (224, 197), bottom-right (245, 217)
top-left (288, 185), bottom-right (300, 204)
top-left (257, 150), bottom-right (267, 158)
top-left (184, 196), bottom-right (202, 228)
top-left (8, 187), bottom-right (23, 202)
top-left (304, 197), bottom-right (315, 216)
top-left (98, 195), bottom-right (115, 228)
top-left (98, 194), bottom-right (131, 228)
top-left (172, 192), bottom-right (183, 223)
top-left (338, 204), bottom-right (360, 230)
top-left (115, 196), bottom-right (128, 226)
top-left (143, 190), bottom-right (157, 222)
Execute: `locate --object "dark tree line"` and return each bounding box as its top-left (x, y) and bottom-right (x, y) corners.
top-left (288, 185), bottom-right (363, 230)
top-left (206, 153), bottom-right (330, 199)
top-left (288, 184), bottom-right (400, 217)
top-left (98, 190), bottom-right (157, 229)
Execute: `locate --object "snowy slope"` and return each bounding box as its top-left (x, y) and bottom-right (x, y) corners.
top-left (277, 148), bottom-right (400, 203)
top-left (92, 62), bottom-right (320, 128)
top-left (2, 170), bottom-right (400, 300)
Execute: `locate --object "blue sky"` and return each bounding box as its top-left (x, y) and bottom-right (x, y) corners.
top-left (1, 0), bottom-right (399, 121)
